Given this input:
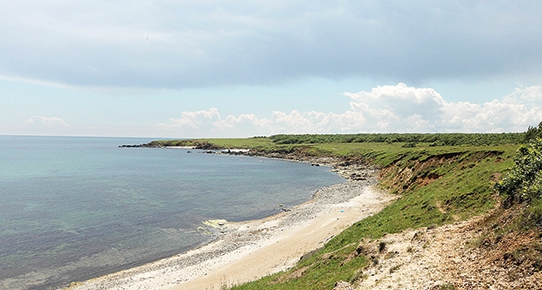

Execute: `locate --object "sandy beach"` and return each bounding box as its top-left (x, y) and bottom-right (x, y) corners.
top-left (67, 169), bottom-right (394, 290)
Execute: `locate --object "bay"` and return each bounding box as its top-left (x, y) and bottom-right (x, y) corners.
top-left (0, 136), bottom-right (344, 289)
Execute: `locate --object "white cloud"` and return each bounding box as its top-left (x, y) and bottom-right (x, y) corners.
top-left (155, 108), bottom-right (245, 136)
top-left (156, 83), bottom-right (542, 137)
top-left (346, 83), bottom-right (542, 133)
top-left (26, 116), bottom-right (71, 128)
top-left (23, 116), bottom-right (73, 135)
top-left (510, 85), bottom-right (542, 102)
top-left (345, 83), bottom-right (446, 130)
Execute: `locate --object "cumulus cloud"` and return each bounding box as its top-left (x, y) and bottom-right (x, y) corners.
top-left (1, 1), bottom-right (541, 88)
top-left (156, 83), bottom-right (542, 137)
top-left (344, 83), bottom-right (542, 133)
top-left (345, 83), bottom-right (446, 130)
top-left (510, 85), bottom-right (542, 102)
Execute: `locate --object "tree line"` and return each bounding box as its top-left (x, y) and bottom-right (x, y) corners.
top-left (268, 132), bottom-right (525, 146)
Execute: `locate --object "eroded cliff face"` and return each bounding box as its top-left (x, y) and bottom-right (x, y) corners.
top-left (377, 150), bottom-right (503, 194)
top-left (378, 153), bottom-right (460, 195)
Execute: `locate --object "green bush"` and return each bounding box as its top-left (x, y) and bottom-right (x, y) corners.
top-left (495, 125), bottom-right (542, 207)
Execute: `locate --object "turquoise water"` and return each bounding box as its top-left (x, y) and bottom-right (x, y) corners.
top-left (0, 136), bottom-right (344, 289)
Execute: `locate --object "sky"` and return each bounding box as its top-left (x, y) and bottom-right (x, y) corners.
top-left (1, 1), bottom-right (542, 138)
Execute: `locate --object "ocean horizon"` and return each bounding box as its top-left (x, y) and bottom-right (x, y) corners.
top-left (0, 135), bottom-right (344, 289)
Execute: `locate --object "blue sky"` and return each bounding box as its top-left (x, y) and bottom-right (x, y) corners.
top-left (1, 1), bottom-right (542, 138)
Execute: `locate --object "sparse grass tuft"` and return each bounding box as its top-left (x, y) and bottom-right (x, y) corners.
top-left (438, 283), bottom-right (457, 290)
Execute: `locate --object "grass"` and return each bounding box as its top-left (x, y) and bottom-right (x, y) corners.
top-left (147, 136), bottom-right (522, 289)
top-left (205, 138), bottom-right (276, 149)
top-left (223, 141), bottom-right (516, 289)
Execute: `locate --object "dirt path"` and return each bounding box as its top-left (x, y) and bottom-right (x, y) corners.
top-left (333, 216), bottom-right (542, 290)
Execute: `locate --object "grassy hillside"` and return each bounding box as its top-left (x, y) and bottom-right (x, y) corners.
top-left (228, 145), bottom-right (516, 289)
top-left (148, 131), bottom-right (542, 289)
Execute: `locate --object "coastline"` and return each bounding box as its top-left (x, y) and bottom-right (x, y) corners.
top-left (66, 163), bottom-right (395, 290)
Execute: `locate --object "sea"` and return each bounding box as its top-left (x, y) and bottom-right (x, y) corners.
top-left (0, 136), bottom-right (344, 290)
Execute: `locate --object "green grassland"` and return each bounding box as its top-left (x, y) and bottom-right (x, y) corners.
top-left (148, 131), bottom-right (542, 289)
top-left (230, 146), bottom-right (516, 289)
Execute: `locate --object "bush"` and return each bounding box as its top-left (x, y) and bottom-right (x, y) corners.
top-left (402, 142), bottom-right (417, 148)
top-left (495, 123), bottom-right (542, 207)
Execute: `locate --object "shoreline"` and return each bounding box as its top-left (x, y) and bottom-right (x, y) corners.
top-left (66, 163), bottom-right (395, 290)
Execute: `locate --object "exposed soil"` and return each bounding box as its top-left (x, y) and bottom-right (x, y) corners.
top-left (330, 213), bottom-right (542, 290)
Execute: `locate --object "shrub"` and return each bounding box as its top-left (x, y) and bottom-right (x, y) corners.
top-left (495, 122), bottom-right (542, 209)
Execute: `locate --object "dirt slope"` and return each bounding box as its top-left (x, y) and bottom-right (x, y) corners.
top-left (334, 214), bottom-right (542, 290)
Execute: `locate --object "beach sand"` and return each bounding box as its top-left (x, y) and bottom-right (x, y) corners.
top-left (67, 175), bottom-right (394, 290)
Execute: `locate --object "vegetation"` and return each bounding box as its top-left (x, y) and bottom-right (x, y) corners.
top-left (455, 123), bottom-right (542, 283)
top-left (268, 132), bottom-right (523, 146)
top-left (492, 122), bottom-right (542, 237)
top-left (146, 132), bottom-right (524, 151)
top-left (229, 144), bottom-right (516, 289)
top-left (496, 122), bottom-right (542, 208)
top-left (147, 129), bottom-right (542, 289)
